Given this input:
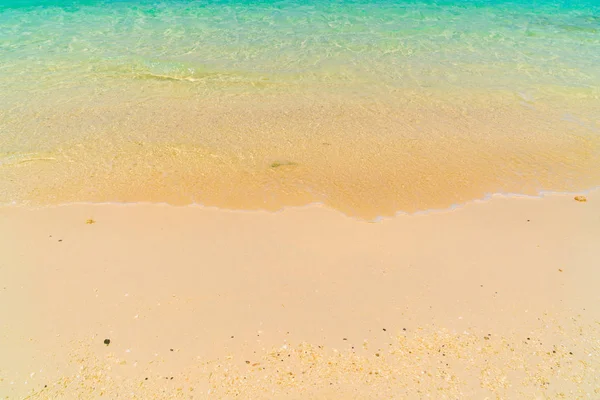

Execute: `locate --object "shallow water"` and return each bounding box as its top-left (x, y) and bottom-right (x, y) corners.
top-left (1, 0), bottom-right (599, 217)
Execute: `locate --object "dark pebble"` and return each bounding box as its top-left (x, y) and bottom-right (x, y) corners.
top-left (104, 339), bottom-right (110, 345)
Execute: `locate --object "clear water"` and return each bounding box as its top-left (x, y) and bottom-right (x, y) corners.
top-left (1, 0), bottom-right (599, 216)
top-left (2, 0), bottom-right (600, 92)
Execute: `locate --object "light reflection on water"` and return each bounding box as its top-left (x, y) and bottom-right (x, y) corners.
top-left (1, 0), bottom-right (599, 217)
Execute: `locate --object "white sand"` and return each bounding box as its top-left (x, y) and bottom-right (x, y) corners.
top-left (0, 191), bottom-right (599, 399)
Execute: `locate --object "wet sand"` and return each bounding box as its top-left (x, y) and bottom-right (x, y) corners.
top-left (2, 89), bottom-right (600, 219)
top-left (1, 191), bottom-right (599, 399)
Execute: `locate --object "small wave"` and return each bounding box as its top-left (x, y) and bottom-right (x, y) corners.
top-left (134, 73), bottom-right (202, 82)
top-left (0, 153), bottom-right (56, 167)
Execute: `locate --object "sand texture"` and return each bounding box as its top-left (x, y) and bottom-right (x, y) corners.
top-left (1, 191), bottom-right (599, 399)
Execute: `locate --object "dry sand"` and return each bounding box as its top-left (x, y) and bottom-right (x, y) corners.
top-left (0, 191), bottom-right (599, 399)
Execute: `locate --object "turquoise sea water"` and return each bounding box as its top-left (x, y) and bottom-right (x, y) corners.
top-left (1, 0), bottom-right (599, 215)
top-left (1, 0), bottom-right (600, 93)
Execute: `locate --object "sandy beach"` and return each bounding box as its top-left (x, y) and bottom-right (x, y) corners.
top-left (2, 1), bottom-right (600, 399)
top-left (1, 190), bottom-right (598, 399)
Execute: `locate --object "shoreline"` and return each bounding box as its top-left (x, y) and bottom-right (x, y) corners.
top-left (2, 184), bottom-right (598, 221)
top-left (3, 88), bottom-right (600, 219)
top-left (1, 190), bottom-right (599, 398)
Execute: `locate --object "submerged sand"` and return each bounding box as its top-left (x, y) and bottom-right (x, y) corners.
top-left (2, 88), bottom-right (600, 219)
top-left (0, 191), bottom-right (599, 399)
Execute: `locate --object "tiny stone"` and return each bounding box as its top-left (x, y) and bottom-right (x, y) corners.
top-left (170, 349), bottom-right (174, 351)
top-left (104, 339), bottom-right (111, 345)
top-left (574, 195), bottom-right (587, 202)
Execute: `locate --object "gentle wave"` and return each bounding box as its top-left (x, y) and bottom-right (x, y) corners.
top-left (1, 0), bottom-right (599, 217)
